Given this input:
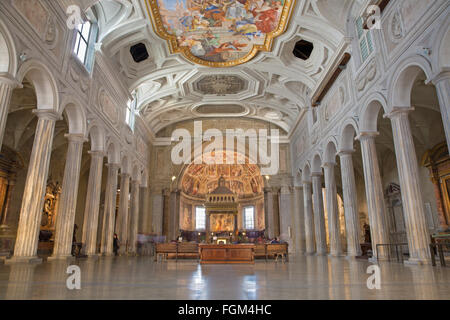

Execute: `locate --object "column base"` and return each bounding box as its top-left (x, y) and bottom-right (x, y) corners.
top-left (305, 251), bottom-right (316, 256)
top-left (345, 255), bottom-right (359, 260)
top-left (47, 255), bottom-right (75, 262)
top-left (85, 254), bottom-right (99, 259)
top-left (101, 252), bottom-right (114, 257)
top-left (404, 258), bottom-right (431, 266)
top-left (5, 256), bottom-right (43, 264)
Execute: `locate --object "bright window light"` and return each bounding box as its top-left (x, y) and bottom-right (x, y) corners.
top-left (195, 206), bottom-right (206, 230)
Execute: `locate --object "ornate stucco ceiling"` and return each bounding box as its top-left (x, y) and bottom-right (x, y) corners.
top-left (193, 75), bottom-right (247, 95)
top-left (87, 0), bottom-right (360, 137)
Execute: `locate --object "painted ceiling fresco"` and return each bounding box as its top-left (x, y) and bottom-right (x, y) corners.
top-left (181, 151), bottom-right (264, 197)
top-left (145, 0), bottom-right (295, 67)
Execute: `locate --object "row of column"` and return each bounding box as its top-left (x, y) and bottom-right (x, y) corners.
top-left (298, 106), bottom-right (438, 263)
top-left (2, 109), bottom-right (144, 262)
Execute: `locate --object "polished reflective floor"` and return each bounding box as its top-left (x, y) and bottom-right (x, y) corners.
top-left (0, 255), bottom-right (449, 300)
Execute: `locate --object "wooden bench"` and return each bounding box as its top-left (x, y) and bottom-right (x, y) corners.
top-left (254, 243), bottom-right (289, 261)
top-left (154, 242), bottom-right (289, 263)
top-left (255, 244), bottom-right (267, 260)
top-left (154, 243), bottom-right (199, 262)
top-left (154, 243), bottom-right (177, 262)
top-left (176, 242), bottom-right (199, 262)
top-left (266, 243), bottom-right (289, 262)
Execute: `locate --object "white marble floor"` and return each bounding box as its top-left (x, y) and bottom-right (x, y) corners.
top-left (0, 255), bottom-right (449, 300)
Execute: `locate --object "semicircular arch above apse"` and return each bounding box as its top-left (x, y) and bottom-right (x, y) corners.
top-left (179, 150), bottom-right (264, 199)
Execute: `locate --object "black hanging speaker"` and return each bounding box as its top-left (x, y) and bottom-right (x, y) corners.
top-left (130, 43), bottom-right (149, 63)
top-left (293, 40), bottom-right (314, 60)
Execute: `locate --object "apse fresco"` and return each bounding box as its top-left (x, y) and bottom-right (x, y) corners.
top-left (145, 0), bottom-right (295, 66)
top-left (181, 152), bottom-right (264, 197)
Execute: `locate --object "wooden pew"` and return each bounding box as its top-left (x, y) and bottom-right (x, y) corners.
top-left (154, 243), bottom-right (177, 261)
top-left (154, 242), bottom-right (290, 263)
top-left (254, 244), bottom-right (267, 261)
top-left (266, 243), bottom-right (289, 262)
top-left (176, 242), bottom-right (199, 262)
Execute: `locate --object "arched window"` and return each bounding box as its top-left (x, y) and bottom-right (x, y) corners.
top-left (126, 92), bottom-right (137, 131)
top-left (195, 206), bottom-right (206, 230)
top-left (73, 20), bottom-right (98, 71)
top-left (355, 16), bottom-right (374, 63)
top-left (243, 206), bottom-right (255, 230)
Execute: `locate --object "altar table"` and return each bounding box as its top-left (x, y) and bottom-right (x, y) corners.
top-left (198, 244), bottom-right (255, 264)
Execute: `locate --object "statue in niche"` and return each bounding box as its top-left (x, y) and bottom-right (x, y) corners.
top-left (41, 198), bottom-right (52, 227)
top-left (40, 180), bottom-right (61, 240)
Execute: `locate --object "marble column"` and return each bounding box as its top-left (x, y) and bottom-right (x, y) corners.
top-left (151, 191), bottom-right (164, 236)
top-left (274, 188), bottom-right (281, 237)
top-left (162, 189), bottom-right (170, 237)
top-left (323, 162), bottom-right (343, 256)
top-left (8, 110), bottom-right (60, 263)
top-left (81, 151), bottom-right (104, 256)
top-left (100, 163), bottom-right (119, 255)
top-left (303, 181), bottom-right (315, 254)
top-left (265, 188), bottom-right (275, 239)
top-left (386, 107), bottom-right (431, 264)
top-left (311, 172), bottom-right (327, 255)
top-left (0, 74), bottom-right (21, 151)
top-left (279, 186), bottom-right (293, 248)
top-left (293, 186), bottom-right (305, 254)
top-left (139, 186), bottom-right (151, 233)
top-left (357, 132), bottom-right (390, 260)
top-left (432, 71), bottom-right (450, 152)
top-left (338, 150), bottom-right (362, 257)
top-left (116, 173), bottom-right (130, 254)
top-left (168, 190), bottom-right (180, 241)
top-left (263, 188), bottom-right (269, 238)
top-left (50, 134), bottom-right (85, 260)
top-left (128, 180), bottom-right (140, 254)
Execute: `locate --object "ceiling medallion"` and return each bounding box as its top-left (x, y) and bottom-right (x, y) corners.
top-left (145, 0), bottom-right (295, 67)
top-left (194, 75), bottom-right (246, 94)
